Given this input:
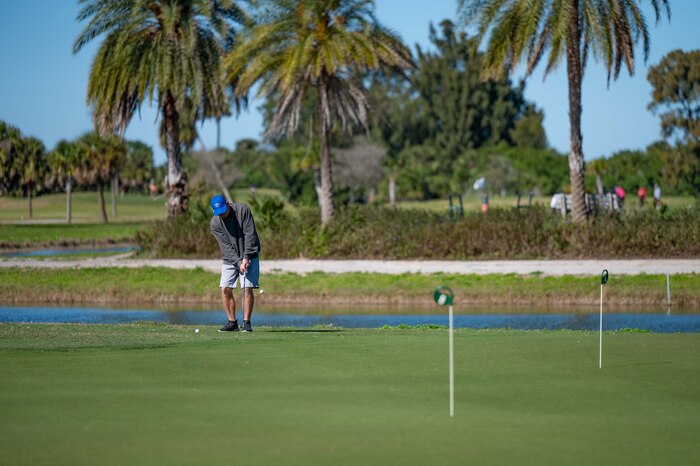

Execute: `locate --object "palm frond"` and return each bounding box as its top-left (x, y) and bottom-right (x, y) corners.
top-left (228, 0), bottom-right (414, 140)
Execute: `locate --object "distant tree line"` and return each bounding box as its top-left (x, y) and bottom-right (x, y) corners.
top-left (0, 120), bottom-right (156, 222)
top-left (205, 25), bottom-right (699, 204)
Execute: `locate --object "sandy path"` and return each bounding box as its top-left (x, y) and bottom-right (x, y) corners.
top-left (1, 257), bottom-right (699, 276)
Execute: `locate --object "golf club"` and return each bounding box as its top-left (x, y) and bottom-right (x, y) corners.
top-left (241, 270), bottom-right (246, 315)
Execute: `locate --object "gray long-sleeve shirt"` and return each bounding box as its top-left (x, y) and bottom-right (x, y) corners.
top-left (210, 203), bottom-right (261, 267)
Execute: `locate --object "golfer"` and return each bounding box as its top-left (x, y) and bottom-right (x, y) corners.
top-left (209, 194), bottom-right (261, 332)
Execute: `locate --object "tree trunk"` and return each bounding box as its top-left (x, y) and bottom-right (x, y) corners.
top-left (27, 186), bottom-right (33, 219)
top-left (389, 171), bottom-right (397, 206)
top-left (566, 0), bottom-right (588, 222)
top-left (163, 91), bottom-right (188, 217)
top-left (368, 186), bottom-right (376, 204)
top-left (111, 175), bottom-right (118, 218)
top-left (66, 179), bottom-right (72, 225)
top-left (313, 169), bottom-right (323, 200)
top-left (98, 183), bottom-right (108, 223)
top-left (317, 77), bottom-right (335, 226)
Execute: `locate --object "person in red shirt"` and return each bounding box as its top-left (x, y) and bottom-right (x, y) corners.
top-left (638, 186), bottom-right (647, 207)
top-left (615, 186), bottom-right (626, 209)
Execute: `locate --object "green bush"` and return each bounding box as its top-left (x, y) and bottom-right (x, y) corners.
top-left (135, 198), bottom-right (220, 258)
top-left (137, 203), bottom-right (700, 259)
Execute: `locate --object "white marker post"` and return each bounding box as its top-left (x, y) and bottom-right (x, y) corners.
top-left (434, 286), bottom-right (455, 417)
top-left (666, 273), bottom-right (671, 307)
top-left (599, 270), bottom-right (609, 369)
top-left (449, 303), bottom-right (454, 417)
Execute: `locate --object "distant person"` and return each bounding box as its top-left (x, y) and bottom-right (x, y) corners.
top-left (481, 194), bottom-right (489, 213)
top-left (653, 184), bottom-right (662, 208)
top-left (637, 185), bottom-right (647, 207)
top-left (149, 180), bottom-right (158, 196)
top-left (209, 195), bottom-right (261, 333)
top-left (615, 186), bottom-right (626, 208)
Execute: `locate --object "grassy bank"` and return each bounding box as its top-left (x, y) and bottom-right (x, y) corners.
top-left (1, 323), bottom-right (698, 466)
top-left (1, 267), bottom-right (698, 307)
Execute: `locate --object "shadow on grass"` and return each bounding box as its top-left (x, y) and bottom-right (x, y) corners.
top-left (263, 328), bottom-right (346, 333)
top-left (603, 360), bottom-right (674, 368)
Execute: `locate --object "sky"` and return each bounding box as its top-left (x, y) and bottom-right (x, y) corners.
top-left (1, 0), bottom-right (699, 167)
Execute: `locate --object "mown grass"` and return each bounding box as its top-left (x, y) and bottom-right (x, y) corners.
top-left (0, 323), bottom-right (698, 466)
top-left (0, 267), bottom-right (698, 308)
top-left (0, 222), bottom-right (147, 247)
top-left (0, 189), bottom-right (286, 223)
top-left (0, 191), bottom-right (165, 222)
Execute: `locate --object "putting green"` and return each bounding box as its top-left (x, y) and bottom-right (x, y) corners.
top-left (1, 324), bottom-right (698, 466)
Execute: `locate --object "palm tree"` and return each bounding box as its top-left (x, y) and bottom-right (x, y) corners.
top-left (17, 137), bottom-right (47, 219)
top-left (74, 0), bottom-right (247, 217)
top-left (460, 0), bottom-right (670, 222)
top-left (225, 0), bottom-right (413, 225)
top-left (48, 140), bottom-right (82, 224)
top-left (0, 121), bottom-right (23, 196)
top-left (76, 132), bottom-right (126, 223)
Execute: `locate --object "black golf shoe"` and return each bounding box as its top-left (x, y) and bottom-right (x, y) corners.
top-left (218, 320), bottom-right (240, 332)
top-left (242, 320), bottom-right (253, 332)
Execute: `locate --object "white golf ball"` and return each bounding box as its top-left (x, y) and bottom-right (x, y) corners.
top-left (259, 289), bottom-right (264, 294)
top-left (438, 294), bottom-right (447, 305)
top-left (195, 328), bottom-right (200, 333)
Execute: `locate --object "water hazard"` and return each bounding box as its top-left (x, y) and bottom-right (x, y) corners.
top-left (1, 305), bottom-right (699, 333)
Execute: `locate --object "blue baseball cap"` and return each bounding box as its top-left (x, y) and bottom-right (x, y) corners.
top-left (210, 195), bottom-right (228, 215)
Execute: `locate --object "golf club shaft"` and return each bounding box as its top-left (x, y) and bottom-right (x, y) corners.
top-left (242, 270), bottom-right (246, 315)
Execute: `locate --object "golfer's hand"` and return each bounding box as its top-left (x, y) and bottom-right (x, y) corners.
top-left (240, 258), bottom-right (250, 273)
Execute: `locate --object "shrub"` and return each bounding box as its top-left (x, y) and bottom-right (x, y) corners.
top-left (135, 198), bottom-right (220, 258)
top-left (137, 203), bottom-right (700, 259)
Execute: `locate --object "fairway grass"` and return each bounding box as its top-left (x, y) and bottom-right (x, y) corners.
top-left (1, 324), bottom-right (698, 466)
top-left (0, 192), bottom-right (165, 222)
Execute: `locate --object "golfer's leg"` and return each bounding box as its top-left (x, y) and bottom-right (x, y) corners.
top-left (243, 288), bottom-right (254, 321)
top-left (242, 258), bottom-right (259, 322)
top-left (221, 287), bottom-right (236, 321)
top-left (220, 263), bottom-right (239, 321)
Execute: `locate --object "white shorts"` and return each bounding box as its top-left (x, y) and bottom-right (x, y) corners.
top-left (219, 258), bottom-right (260, 289)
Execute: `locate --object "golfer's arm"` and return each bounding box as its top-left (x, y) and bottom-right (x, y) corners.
top-left (241, 208), bottom-right (260, 259)
top-left (210, 223), bottom-right (238, 263)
